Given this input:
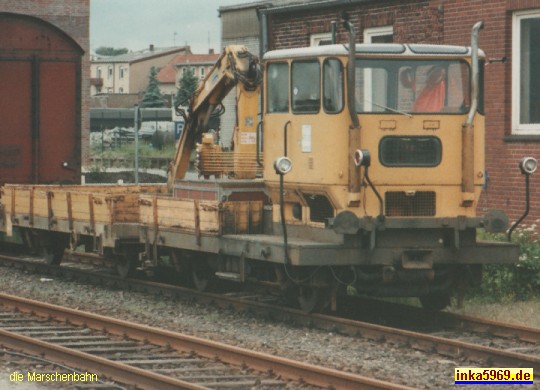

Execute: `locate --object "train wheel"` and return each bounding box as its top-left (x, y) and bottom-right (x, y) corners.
top-left (191, 263), bottom-right (211, 291)
top-left (116, 247), bottom-right (138, 279)
top-left (191, 256), bottom-right (216, 292)
top-left (170, 249), bottom-right (191, 286)
top-left (297, 285), bottom-right (327, 313)
top-left (419, 292), bottom-right (451, 311)
top-left (41, 244), bottom-right (65, 266)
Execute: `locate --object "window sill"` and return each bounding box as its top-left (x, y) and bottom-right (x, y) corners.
top-left (504, 134), bottom-right (540, 143)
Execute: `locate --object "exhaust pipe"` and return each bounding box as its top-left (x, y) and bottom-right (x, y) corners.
top-left (467, 21), bottom-right (484, 126)
top-left (342, 13), bottom-right (362, 207)
top-left (461, 21), bottom-right (484, 204)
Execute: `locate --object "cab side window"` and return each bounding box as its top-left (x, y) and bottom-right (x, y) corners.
top-left (323, 58), bottom-right (344, 113)
top-left (267, 62), bottom-right (289, 113)
top-left (292, 60), bottom-right (320, 113)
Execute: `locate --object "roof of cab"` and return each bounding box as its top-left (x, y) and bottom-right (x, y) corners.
top-left (263, 43), bottom-right (485, 60)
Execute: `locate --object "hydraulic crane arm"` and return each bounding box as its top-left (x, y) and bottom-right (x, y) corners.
top-left (167, 45), bottom-right (262, 190)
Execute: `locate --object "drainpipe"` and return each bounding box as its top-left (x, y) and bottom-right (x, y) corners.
top-left (343, 14), bottom-right (361, 207)
top-left (461, 21), bottom-right (484, 206)
top-left (259, 10), bottom-right (268, 58)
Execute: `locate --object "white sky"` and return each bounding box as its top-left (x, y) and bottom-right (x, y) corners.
top-left (90, 0), bottom-right (256, 54)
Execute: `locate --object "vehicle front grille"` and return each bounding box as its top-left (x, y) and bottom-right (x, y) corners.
top-left (385, 191), bottom-right (436, 217)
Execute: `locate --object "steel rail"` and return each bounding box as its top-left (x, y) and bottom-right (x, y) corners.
top-left (205, 294), bottom-right (540, 373)
top-left (5, 252), bottom-right (539, 345)
top-left (0, 328), bottom-right (206, 390)
top-left (342, 297), bottom-right (540, 344)
top-left (0, 293), bottom-right (414, 390)
top-left (1, 254), bottom-right (539, 373)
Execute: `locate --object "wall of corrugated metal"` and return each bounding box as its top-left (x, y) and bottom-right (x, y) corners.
top-left (221, 8), bottom-right (260, 39)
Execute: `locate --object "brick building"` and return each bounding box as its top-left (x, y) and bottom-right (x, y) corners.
top-left (240, 0), bottom-right (540, 228)
top-left (0, 0), bottom-right (90, 164)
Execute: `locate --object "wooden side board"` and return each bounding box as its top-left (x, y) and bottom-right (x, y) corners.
top-left (2, 184), bottom-right (165, 231)
top-left (139, 194), bottom-right (263, 235)
top-left (1, 184), bottom-right (262, 239)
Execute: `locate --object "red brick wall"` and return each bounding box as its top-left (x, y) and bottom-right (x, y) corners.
top-left (443, 0), bottom-right (540, 227)
top-left (268, 1), bottom-right (442, 49)
top-left (2, 0), bottom-right (90, 166)
top-left (267, 0), bottom-right (540, 228)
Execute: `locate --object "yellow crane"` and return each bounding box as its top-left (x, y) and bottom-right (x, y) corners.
top-left (167, 45), bottom-right (262, 189)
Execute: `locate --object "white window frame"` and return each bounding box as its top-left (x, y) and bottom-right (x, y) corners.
top-left (362, 26), bottom-right (393, 111)
top-left (363, 26), bottom-right (393, 43)
top-left (310, 32), bottom-right (332, 46)
top-left (512, 9), bottom-right (540, 135)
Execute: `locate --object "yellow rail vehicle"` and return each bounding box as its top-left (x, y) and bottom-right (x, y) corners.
top-left (2, 21), bottom-right (531, 312)
top-left (260, 44), bottom-right (492, 310)
top-left (227, 25), bottom-right (515, 311)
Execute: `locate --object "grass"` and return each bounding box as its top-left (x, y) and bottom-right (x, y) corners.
top-left (449, 296), bottom-right (540, 328)
top-left (378, 296), bottom-right (539, 327)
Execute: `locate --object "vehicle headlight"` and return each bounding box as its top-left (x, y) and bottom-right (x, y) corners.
top-left (353, 149), bottom-right (371, 167)
top-left (519, 157), bottom-right (538, 175)
top-left (274, 156), bottom-right (293, 175)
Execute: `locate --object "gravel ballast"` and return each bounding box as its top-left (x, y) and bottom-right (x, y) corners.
top-left (0, 265), bottom-right (523, 390)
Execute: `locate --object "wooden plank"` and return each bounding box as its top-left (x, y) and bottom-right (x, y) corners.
top-left (13, 189), bottom-right (30, 215)
top-left (70, 192), bottom-right (92, 221)
top-left (29, 188), bottom-right (34, 226)
top-left (33, 190), bottom-right (49, 218)
top-left (194, 200), bottom-right (201, 245)
top-left (3, 183), bottom-right (262, 238)
top-left (51, 191), bottom-right (69, 220)
top-left (92, 195), bottom-right (110, 224)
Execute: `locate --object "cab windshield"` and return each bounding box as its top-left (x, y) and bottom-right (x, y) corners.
top-left (355, 59), bottom-right (471, 114)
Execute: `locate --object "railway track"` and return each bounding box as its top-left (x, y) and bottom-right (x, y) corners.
top-left (1, 252), bottom-right (539, 380)
top-left (0, 293), bottom-right (412, 390)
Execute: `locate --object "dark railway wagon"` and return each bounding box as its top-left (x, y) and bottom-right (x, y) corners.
top-left (0, 13), bottom-right (83, 184)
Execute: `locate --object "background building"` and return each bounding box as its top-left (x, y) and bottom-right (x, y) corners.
top-left (221, 0), bottom-right (540, 228)
top-left (90, 45), bottom-right (191, 96)
top-left (157, 51), bottom-right (219, 97)
top-left (0, 0), bottom-right (90, 166)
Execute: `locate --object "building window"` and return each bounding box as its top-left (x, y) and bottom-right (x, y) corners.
top-left (108, 66), bottom-right (113, 79)
top-left (513, 10), bottom-right (540, 134)
top-left (97, 67), bottom-right (102, 78)
top-left (310, 32), bottom-right (333, 46)
top-left (364, 26), bottom-right (393, 43)
top-left (200, 66), bottom-right (205, 79)
top-left (119, 67), bottom-right (125, 79)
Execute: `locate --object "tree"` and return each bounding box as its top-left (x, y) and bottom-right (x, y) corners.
top-left (95, 46), bottom-right (128, 56)
top-left (141, 67), bottom-right (166, 108)
top-left (175, 68), bottom-right (199, 107)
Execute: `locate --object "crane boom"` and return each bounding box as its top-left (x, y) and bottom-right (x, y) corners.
top-left (167, 45), bottom-right (262, 190)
